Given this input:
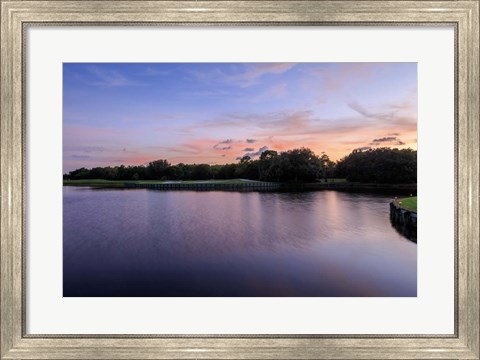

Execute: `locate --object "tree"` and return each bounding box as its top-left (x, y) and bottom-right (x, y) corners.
top-left (276, 148), bottom-right (322, 182)
top-left (147, 159), bottom-right (170, 179)
top-left (216, 163), bottom-right (238, 179)
top-left (258, 150), bottom-right (278, 181)
top-left (335, 148), bottom-right (416, 183)
top-left (234, 156), bottom-right (259, 180)
top-left (191, 164), bottom-right (211, 180)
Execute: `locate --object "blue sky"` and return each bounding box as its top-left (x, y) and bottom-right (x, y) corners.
top-left (63, 63), bottom-right (417, 172)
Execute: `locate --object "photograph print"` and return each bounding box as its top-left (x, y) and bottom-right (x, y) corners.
top-left (63, 62), bottom-right (417, 297)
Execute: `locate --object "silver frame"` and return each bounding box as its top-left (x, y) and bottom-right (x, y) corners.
top-left (1, 1), bottom-right (478, 359)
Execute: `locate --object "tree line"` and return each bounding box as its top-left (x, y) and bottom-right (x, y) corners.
top-left (64, 147), bottom-right (417, 184)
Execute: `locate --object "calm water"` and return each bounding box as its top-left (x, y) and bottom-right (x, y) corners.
top-left (63, 187), bottom-right (416, 297)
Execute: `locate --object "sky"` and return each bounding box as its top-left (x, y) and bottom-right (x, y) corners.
top-left (63, 62), bottom-right (417, 172)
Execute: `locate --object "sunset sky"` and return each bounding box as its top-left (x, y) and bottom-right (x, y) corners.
top-left (63, 63), bottom-right (417, 172)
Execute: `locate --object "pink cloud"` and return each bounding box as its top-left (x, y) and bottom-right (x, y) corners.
top-left (64, 100), bottom-right (416, 170)
top-left (306, 63), bottom-right (383, 92)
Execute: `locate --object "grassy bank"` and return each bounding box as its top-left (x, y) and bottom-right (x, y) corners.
top-left (63, 179), bottom-right (267, 188)
top-left (63, 179), bottom-right (128, 187)
top-left (395, 196), bottom-right (417, 212)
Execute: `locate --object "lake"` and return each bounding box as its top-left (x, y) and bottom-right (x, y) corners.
top-left (63, 187), bottom-right (416, 297)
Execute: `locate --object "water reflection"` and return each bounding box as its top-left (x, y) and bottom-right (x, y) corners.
top-left (63, 187), bottom-right (417, 297)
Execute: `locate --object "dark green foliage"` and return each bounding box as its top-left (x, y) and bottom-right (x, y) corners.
top-left (257, 148), bottom-right (320, 182)
top-left (215, 163), bottom-right (238, 179)
top-left (191, 164), bottom-right (212, 180)
top-left (147, 159), bottom-right (170, 179)
top-left (234, 156), bottom-right (259, 180)
top-left (63, 147), bottom-right (416, 184)
top-left (334, 148), bottom-right (417, 183)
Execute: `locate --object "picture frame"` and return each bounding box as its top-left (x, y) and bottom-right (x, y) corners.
top-left (1, 0), bottom-right (478, 358)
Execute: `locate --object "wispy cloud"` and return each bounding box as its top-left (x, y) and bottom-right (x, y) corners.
top-left (369, 136), bottom-right (405, 146)
top-left (213, 139), bottom-right (235, 150)
top-left (88, 66), bottom-right (141, 87)
top-left (305, 63), bottom-right (382, 92)
top-left (237, 146), bottom-right (269, 160)
top-left (250, 82), bottom-right (288, 103)
top-left (69, 154), bottom-right (91, 160)
top-left (214, 145), bottom-right (232, 151)
top-left (347, 101), bottom-right (398, 121)
top-left (191, 63), bottom-right (296, 88)
top-left (137, 66), bottom-right (171, 77)
top-left (353, 146), bottom-right (372, 152)
top-left (81, 146), bottom-right (105, 153)
top-left (235, 63), bottom-right (295, 87)
top-left (183, 89), bottom-right (231, 98)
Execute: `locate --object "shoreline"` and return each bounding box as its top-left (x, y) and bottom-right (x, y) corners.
top-left (390, 198), bottom-right (417, 242)
top-left (63, 179), bottom-right (417, 193)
